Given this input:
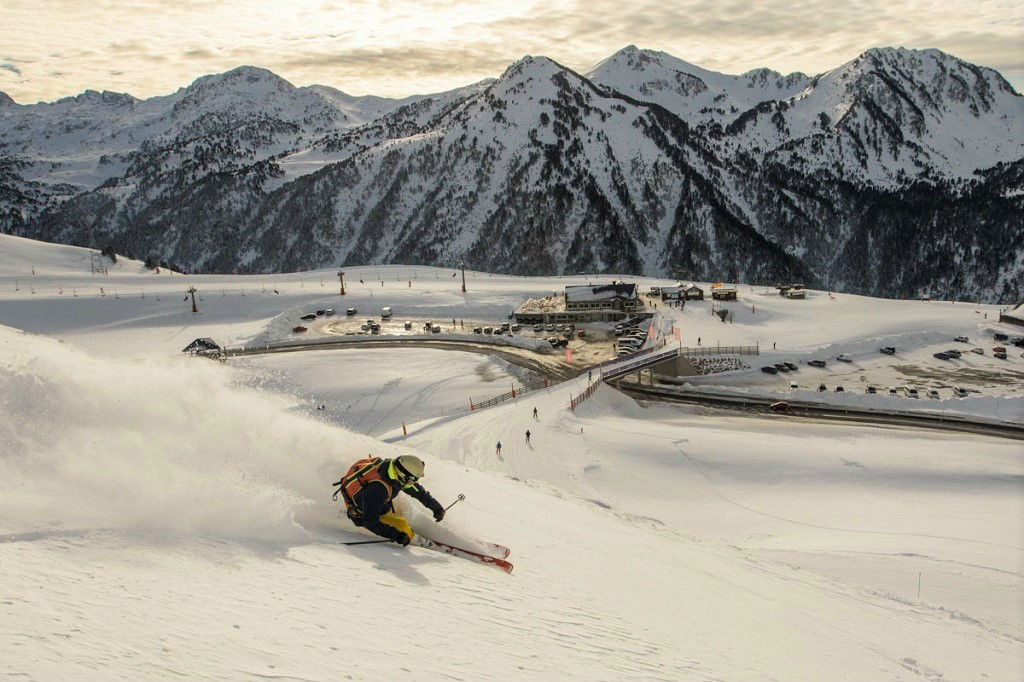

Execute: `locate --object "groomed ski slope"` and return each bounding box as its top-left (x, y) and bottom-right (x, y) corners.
top-left (0, 234), bottom-right (1022, 680)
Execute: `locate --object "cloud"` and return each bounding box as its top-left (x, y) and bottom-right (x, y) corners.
top-left (280, 44), bottom-right (512, 77)
top-left (0, 62), bottom-right (20, 76)
top-left (184, 48), bottom-right (217, 59)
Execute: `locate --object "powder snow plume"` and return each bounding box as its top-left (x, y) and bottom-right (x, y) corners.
top-left (0, 326), bottom-right (367, 541)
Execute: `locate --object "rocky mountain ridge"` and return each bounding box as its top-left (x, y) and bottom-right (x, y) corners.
top-left (2, 47), bottom-right (1021, 301)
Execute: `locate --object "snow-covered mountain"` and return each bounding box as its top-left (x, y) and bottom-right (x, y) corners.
top-left (3, 47), bottom-right (1022, 301)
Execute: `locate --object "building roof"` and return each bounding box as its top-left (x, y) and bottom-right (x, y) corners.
top-left (1003, 301), bottom-right (1024, 323)
top-left (564, 283), bottom-right (638, 303)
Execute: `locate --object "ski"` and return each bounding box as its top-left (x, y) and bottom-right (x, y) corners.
top-left (412, 536), bottom-right (514, 574)
top-left (467, 538), bottom-right (511, 559)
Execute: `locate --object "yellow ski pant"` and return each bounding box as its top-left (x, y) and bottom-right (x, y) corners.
top-left (380, 512), bottom-right (414, 539)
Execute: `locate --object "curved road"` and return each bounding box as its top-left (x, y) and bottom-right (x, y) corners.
top-left (205, 336), bottom-right (1023, 441)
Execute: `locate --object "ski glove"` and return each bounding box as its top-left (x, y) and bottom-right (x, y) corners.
top-left (394, 532), bottom-right (411, 546)
top-left (433, 507), bottom-right (445, 522)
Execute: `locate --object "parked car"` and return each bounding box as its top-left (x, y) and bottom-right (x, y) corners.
top-left (473, 327), bottom-right (483, 334)
top-left (545, 324), bottom-right (555, 332)
top-left (345, 307), bottom-right (357, 316)
top-left (818, 383), bottom-right (827, 392)
top-left (774, 363), bottom-right (789, 372)
top-left (301, 313), bottom-right (317, 321)
top-left (617, 349), bottom-right (633, 356)
top-left (904, 386), bottom-right (919, 398)
top-left (761, 366), bottom-right (778, 374)
top-left (971, 347), bottom-right (984, 355)
top-left (993, 346), bottom-right (1006, 354)
top-left (324, 308), bottom-right (335, 316)
top-left (953, 386), bottom-right (968, 397)
top-left (292, 325), bottom-right (307, 333)
top-left (789, 381), bottom-right (798, 389)
top-left (1013, 336), bottom-right (1024, 347)
top-left (994, 351), bottom-right (1008, 359)
top-left (381, 306), bottom-right (393, 319)
top-left (927, 389), bottom-right (940, 399)
top-left (835, 385), bottom-right (844, 392)
top-left (993, 333), bottom-right (1008, 341)
top-left (533, 324), bottom-right (543, 332)
top-left (837, 353), bottom-right (852, 362)
top-left (555, 338), bottom-right (569, 348)
top-left (360, 323), bottom-right (369, 331)
top-left (933, 352), bottom-right (950, 360)
top-left (808, 360), bottom-right (827, 368)
top-left (404, 321), bottom-right (412, 330)
top-left (944, 349), bottom-right (962, 358)
top-left (769, 401), bottom-right (790, 413)
top-left (888, 386), bottom-right (898, 395)
top-left (783, 362), bottom-right (798, 371)
top-left (577, 330), bottom-right (587, 338)
top-left (431, 324), bottom-right (441, 334)
top-left (954, 336), bottom-right (968, 343)
top-left (315, 309), bottom-right (325, 316)
top-left (879, 346), bottom-right (896, 355)
top-left (483, 327), bottom-right (493, 334)
top-left (866, 386), bottom-right (877, 394)
top-left (511, 324), bottom-right (521, 332)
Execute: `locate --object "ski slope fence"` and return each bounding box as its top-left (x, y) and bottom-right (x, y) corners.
top-left (569, 378), bottom-right (602, 410)
top-left (471, 379), bottom-right (549, 411)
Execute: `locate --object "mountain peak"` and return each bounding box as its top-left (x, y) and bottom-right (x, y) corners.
top-left (0, 91), bottom-right (15, 107)
top-left (184, 66), bottom-right (295, 96)
top-left (497, 55), bottom-right (569, 86)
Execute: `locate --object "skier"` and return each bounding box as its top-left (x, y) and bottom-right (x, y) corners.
top-left (496, 441), bottom-right (502, 457)
top-left (532, 407), bottom-right (538, 419)
top-left (332, 455), bottom-right (445, 546)
top-left (525, 430), bottom-right (531, 444)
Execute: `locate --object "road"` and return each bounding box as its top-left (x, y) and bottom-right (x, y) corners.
top-left (617, 381), bottom-right (1024, 441)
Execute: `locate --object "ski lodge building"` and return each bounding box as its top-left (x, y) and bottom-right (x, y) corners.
top-left (514, 282), bottom-right (643, 324)
top-left (710, 283), bottom-right (738, 300)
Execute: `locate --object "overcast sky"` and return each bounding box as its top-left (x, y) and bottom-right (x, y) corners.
top-left (2, 0), bottom-right (1022, 104)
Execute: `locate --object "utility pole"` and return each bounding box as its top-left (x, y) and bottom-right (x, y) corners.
top-left (460, 262), bottom-right (466, 293)
top-left (337, 270), bottom-right (346, 296)
top-left (187, 286), bottom-right (198, 314)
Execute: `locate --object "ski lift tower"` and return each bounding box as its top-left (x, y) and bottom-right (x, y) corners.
top-left (186, 286), bottom-right (199, 314)
top-left (337, 269), bottom-right (346, 296)
top-left (460, 262), bottom-right (466, 293)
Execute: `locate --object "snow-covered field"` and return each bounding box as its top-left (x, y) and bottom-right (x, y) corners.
top-left (1, 234), bottom-right (1022, 681)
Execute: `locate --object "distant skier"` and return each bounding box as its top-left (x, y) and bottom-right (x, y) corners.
top-left (532, 407), bottom-right (538, 419)
top-left (525, 430), bottom-right (531, 444)
top-left (496, 441), bottom-right (502, 457)
top-left (332, 455), bottom-right (445, 546)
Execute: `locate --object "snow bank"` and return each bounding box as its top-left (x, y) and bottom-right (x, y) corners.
top-left (0, 325), bottom-right (370, 540)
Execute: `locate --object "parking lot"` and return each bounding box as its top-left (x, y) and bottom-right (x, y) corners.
top-left (749, 333), bottom-right (1024, 400)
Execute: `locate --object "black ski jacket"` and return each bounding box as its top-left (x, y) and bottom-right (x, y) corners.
top-left (350, 460), bottom-right (444, 541)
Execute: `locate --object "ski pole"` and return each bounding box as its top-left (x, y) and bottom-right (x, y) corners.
top-left (444, 493), bottom-right (466, 512)
top-left (341, 539), bottom-right (390, 546)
